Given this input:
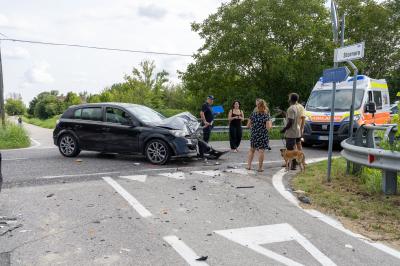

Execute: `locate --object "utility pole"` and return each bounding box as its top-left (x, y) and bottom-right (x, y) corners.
top-left (0, 41), bottom-right (5, 128)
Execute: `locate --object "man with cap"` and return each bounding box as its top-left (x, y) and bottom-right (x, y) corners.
top-left (199, 95), bottom-right (215, 158)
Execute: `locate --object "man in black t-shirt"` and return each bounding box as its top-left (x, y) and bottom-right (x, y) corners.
top-left (199, 95), bottom-right (215, 157)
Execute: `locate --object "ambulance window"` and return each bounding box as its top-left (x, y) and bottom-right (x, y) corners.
top-left (373, 91), bottom-right (382, 110)
top-left (368, 91), bottom-right (373, 102)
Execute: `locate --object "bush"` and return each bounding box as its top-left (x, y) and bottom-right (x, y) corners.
top-left (22, 115), bottom-right (60, 129)
top-left (0, 123), bottom-right (30, 149)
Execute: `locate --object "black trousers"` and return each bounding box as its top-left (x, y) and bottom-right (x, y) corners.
top-left (199, 127), bottom-right (212, 157)
top-left (229, 125), bottom-right (242, 149)
top-left (286, 138), bottom-right (299, 169)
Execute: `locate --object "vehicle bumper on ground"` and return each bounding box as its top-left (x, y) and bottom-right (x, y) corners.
top-left (303, 121), bottom-right (359, 144)
top-left (170, 137), bottom-right (199, 158)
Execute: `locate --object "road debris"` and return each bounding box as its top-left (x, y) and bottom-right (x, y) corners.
top-left (0, 224), bottom-right (23, 236)
top-left (75, 159), bottom-right (83, 163)
top-left (191, 186), bottom-right (197, 191)
top-left (236, 186), bottom-right (255, 189)
top-left (46, 193), bottom-right (55, 198)
top-left (196, 256), bottom-right (208, 261)
top-left (133, 163), bottom-right (140, 166)
top-left (297, 195), bottom-right (311, 204)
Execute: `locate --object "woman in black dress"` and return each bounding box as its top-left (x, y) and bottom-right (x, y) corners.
top-left (246, 99), bottom-right (271, 172)
top-left (228, 100), bottom-right (244, 152)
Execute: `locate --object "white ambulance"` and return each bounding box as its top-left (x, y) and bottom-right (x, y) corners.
top-left (303, 75), bottom-right (391, 146)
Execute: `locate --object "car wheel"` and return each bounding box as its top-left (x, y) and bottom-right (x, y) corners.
top-left (145, 139), bottom-right (171, 165)
top-left (58, 134), bottom-right (81, 157)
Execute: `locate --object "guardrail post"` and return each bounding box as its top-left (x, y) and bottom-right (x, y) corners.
top-left (382, 170), bottom-right (398, 195)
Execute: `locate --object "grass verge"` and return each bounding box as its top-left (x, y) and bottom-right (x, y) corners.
top-left (22, 115), bottom-right (60, 129)
top-left (292, 158), bottom-right (400, 248)
top-left (0, 122), bottom-right (30, 149)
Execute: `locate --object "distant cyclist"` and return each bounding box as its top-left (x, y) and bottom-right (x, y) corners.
top-left (17, 117), bottom-right (22, 126)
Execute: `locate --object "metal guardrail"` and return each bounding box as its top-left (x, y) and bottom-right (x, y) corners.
top-left (341, 124), bottom-right (399, 195)
top-left (211, 118), bottom-right (285, 132)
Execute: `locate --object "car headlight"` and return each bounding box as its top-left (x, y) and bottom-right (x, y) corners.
top-left (342, 114), bottom-right (361, 122)
top-left (169, 129), bottom-right (187, 137)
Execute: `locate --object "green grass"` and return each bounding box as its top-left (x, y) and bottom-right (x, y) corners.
top-left (0, 122), bottom-right (30, 149)
top-left (210, 127), bottom-right (282, 141)
top-left (23, 115), bottom-right (60, 129)
top-left (292, 158), bottom-right (400, 244)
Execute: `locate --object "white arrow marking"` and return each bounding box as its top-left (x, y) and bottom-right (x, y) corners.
top-left (164, 235), bottom-right (209, 266)
top-left (158, 172), bottom-right (185, 180)
top-left (215, 223), bottom-right (336, 266)
top-left (192, 170), bottom-right (222, 177)
top-left (120, 175), bottom-right (147, 183)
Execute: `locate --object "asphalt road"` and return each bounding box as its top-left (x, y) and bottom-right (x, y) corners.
top-left (0, 123), bottom-right (399, 265)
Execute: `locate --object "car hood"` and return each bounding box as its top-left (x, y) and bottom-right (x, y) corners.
top-left (150, 112), bottom-right (200, 134)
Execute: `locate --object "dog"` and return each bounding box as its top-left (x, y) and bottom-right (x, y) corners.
top-left (280, 148), bottom-right (306, 172)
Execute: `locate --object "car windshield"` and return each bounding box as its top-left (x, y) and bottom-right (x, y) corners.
top-left (306, 89), bottom-right (365, 112)
top-left (126, 105), bottom-right (165, 123)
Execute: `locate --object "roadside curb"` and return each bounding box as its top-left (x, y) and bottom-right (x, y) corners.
top-left (272, 158), bottom-right (400, 260)
top-left (0, 137), bottom-right (42, 152)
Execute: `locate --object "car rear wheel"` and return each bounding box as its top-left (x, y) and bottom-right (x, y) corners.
top-left (145, 139), bottom-right (171, 165)
top-left (58, 134), bottom-right (81, 157)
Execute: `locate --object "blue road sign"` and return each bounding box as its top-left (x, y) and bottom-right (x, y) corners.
top-left (212, 105), bottom-right (224, 114)
top-left (323, 66), bottom-right (350, 83)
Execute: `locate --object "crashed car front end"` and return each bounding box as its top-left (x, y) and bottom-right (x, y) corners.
top-left (152, 112), bottom-right (200, 158)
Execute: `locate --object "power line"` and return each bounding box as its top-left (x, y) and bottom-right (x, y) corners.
top-left (0, 37), bottom-right (193, 57)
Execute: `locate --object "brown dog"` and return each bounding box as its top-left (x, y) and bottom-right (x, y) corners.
top-left (280, 148), bottom-right (306, 172)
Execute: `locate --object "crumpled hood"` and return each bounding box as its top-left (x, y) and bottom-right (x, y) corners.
top-left (151, 112), bottom-right (200, 134)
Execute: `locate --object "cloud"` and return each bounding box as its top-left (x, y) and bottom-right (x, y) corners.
top-left (3, 47), bottom-right (30, 60)
top-left (24, 62), bottom-right (54, 84)
top-left (137, 4), bottom-right (167, 19)
top-left (0, 14), bottom-right (9, 27)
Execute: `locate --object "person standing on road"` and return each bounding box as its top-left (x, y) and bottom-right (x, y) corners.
top-left (199, 95), bottom-right (215, 158)
top-left (280, 93), bottom-right (301, 170)
top-left (228, 100), bottom-right (244, 152)
top-left (246, 99), bottom-right (272, 172)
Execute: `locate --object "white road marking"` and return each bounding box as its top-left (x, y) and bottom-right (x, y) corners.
top-left (102, 177), bottom-right (152, 218)
top-left (2, 158), bottom-right (29, 161)
top-left (272, 158), bottom-right (400, 261)
top-left (192, 170), bottom-right (222, 177)
top-left (120, 175), bottom-right (147, 183)
top-left (163, 235), bottom-right (209, 266)
top-left (158, 172), bottom-right (185, 179)
top-left (40, 171), bottom-right (120, 179)
top-left (215, 223), bottom-right (336, 266)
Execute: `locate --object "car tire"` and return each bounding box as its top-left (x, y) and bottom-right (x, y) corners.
top-left (145, 139), bottom-right (171, 165)
top-left (58, 133), bottom-right (81, 157)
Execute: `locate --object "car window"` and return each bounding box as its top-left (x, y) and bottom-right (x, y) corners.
top-left (106, 107), bottom-right (131, 125)
top-left (74, 109), bottom-right (82, 119)
top-left (81, 107), bottom-right (103, 121)
top-left (373, 91), bottom-right (382, 110)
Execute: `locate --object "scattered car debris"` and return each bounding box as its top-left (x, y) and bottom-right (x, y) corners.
top-left (215, 162), bottom-right (220, 165)
top-left (46, 193), bottom-right (55, 198)
top-left (297, 195), bottom-right (311, 204)
top-left (75, 159), bottom-right (83, 163)
top-left (345, 244), bottom-right (353, 249)
top-left (196, 256), bottom-right (208, 261)
top-left (191, 186), bottom-right (197, 191)
top-left (0, 224), bottom-right (23, 236)
top-left (236, 186), bottom-right (255, 189)
top-left (133, 163), bottom-right (140, 166)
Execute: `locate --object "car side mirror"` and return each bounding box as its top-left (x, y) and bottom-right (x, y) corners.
top-left (365, 102), bottom-right (376, 114)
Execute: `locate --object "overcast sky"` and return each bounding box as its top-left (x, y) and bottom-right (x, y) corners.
top-left (0, 0), bottom-right (226, 103)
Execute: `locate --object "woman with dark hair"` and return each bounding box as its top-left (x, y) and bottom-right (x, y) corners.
top-left (228, 100), bottom-right (244, 152)
top-left (246, 99), bottom-right (272, 172)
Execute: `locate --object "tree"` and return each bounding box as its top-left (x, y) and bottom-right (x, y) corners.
top-left (28, 91), bottom-right (64, 119)
top-left (5, 98), bottom-right (26, 116)
top-left (181, 0), bottom-right (333, 113)
top-left (64, 92), bottom-right (82, 109)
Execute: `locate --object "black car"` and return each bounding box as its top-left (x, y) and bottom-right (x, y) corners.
top-left (53, 103), bottom-right (199, 164)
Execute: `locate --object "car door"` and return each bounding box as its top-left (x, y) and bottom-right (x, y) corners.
top-left (102, 107), bottom-right (140, 153)
top-left (73, 107), bottom-right (105, 151)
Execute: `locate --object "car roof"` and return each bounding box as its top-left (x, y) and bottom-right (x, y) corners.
top-left (69, 102), bottom-right (144, 109)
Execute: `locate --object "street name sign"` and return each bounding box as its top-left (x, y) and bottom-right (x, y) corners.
top-left (334, 42), bottom-right (365, 62)
top-left (322, 66), bottom-right (350, 83)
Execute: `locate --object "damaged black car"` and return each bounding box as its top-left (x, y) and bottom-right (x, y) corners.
top-left (53, 103), bottom-right (201, 164)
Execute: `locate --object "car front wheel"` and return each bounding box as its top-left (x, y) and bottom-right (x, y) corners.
top-left (58, 134), bottom-right (81, 157)
top-left (145, 139), bottom-right (171, 165)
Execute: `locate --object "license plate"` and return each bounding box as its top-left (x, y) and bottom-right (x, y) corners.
top-left (318, 135), bottom-right (329, 141)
